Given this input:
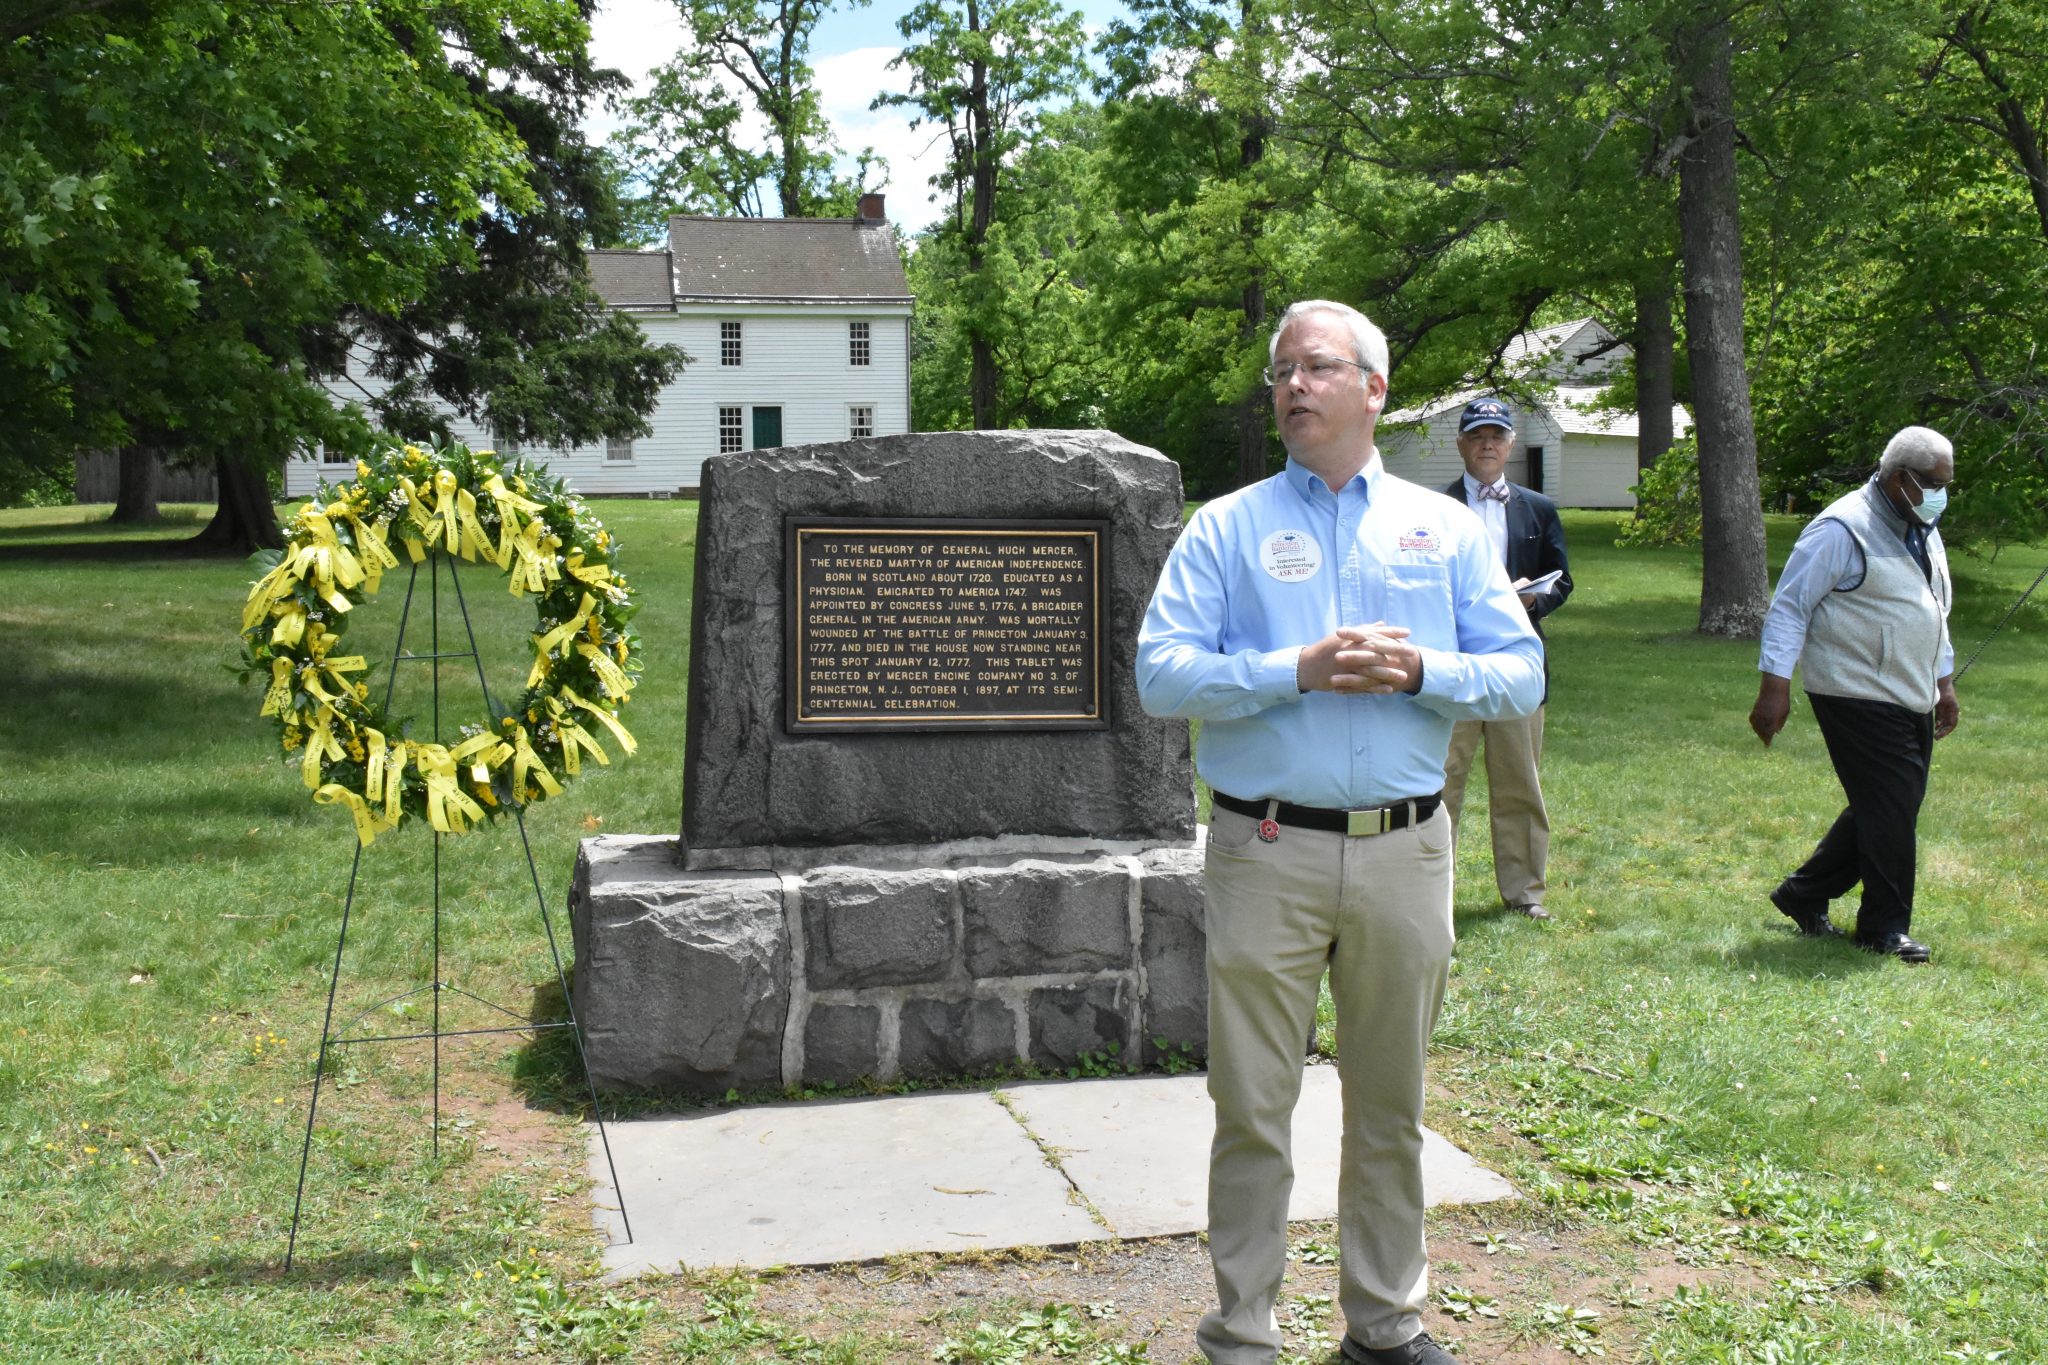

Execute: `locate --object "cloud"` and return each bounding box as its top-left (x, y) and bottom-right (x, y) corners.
top-left (813, 46), bottom-right (955, 234)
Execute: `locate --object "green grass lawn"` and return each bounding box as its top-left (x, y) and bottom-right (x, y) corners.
top-left (0, 501), bottom-right (2043, 1362)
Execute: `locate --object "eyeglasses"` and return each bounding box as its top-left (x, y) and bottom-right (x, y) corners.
top-left (1906, 469), bottom-right (1954, 494)
top-left (1263, 356), bottom-right (1368, 386)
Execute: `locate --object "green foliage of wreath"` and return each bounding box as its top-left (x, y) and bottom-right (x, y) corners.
top-left (236, 442), bottom-right (639, 844)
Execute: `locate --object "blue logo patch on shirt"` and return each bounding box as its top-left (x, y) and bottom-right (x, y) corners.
top-left (1397, 525), bottom-right (1442, 553)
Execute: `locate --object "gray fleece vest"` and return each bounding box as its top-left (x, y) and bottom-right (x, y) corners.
top-left (1799, 482), bottom-right (1952, 712)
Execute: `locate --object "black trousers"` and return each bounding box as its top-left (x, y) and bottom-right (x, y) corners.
top-left (1777, 692), bottom-right (1935, 940)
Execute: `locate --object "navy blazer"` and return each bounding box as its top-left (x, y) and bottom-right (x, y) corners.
top-left (1441, 475), bottom-right (1573, 633)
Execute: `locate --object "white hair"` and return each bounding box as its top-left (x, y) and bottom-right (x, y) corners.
top-left (1879, 425), bottom-right (1953, 475)
top-left (1269, 300), bottom-right (1391, 378)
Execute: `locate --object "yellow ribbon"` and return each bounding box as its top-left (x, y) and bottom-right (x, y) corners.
top-left (506, 521), bottom-right (557, 596)
top-left (367, 730), bottom-right (405, 827)
top-left (449, 730), bottom-right (513, 785)
top-left (431, 470), bottom-right (462, 556)
top-left (243, 559), bottom-right (300, 633)
top-left (511, 726), bottom-right (563, 801)
top-left (339, 508), bottom-right (399, 593)
top-left (400, 475), bottom-right (435, 540)
top-left (268, 603), bottom-right (307, 649)
top-left (260, 657), bottom-right (294, 719)
top-left (576, 641), bottom-right (634, 698)
top-left (485, 474), bottom-right (547, 568)
top-left (314, 784), bottom-right (385, 846)
top-left (555, 720), bottom-right (607, 775)
top-left (564, 549), bottom-right (613, 587)
top-left (288, 509), bottom-right (366, 614)
top-left (412, 743), bottom-right (486, 834)
top-left (301, 710), bottom-right (345, 790)
top-left (454, 485), bottom-right (494, 564)
top-left (562, 685), bottom-right (638, 757)
top-left (529, 593), bottom-right (598, 688)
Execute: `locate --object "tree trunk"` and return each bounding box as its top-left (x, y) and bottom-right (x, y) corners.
top-left (1675, 18), bottom-right (1770, 638)
top-left (1633, 277), bottom-right (1676, 473)
top-left (109, 444), bottom-right (160, 523)
top-left (192, 455), bottom-right (283, 554)
top-left (1235, 72), bottom-right (1271, 490)
top-left (966, 0), bottom-right (998, 429)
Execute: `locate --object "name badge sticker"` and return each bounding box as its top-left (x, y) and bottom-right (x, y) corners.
top-left (1261, 529), bottom-right (1323, 582)
top-left (1397, 525), bottom-right (1442, 553)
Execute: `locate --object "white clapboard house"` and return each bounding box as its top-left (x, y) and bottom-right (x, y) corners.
top-left (285, 196), bottom-right (914, 498)
top-left (1377, 317), bottom-right (1691, 508)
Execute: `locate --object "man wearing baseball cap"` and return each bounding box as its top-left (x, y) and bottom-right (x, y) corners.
top-left (1440, 398), bottom-right (1573, 920)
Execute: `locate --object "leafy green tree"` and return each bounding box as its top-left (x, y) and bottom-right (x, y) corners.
top-left (1, 1), bottom-right (680, 548)
top-left (1096, 0), bottom-right (1294, 489)
top-left (882, 0), bottom-right (1089, 428)
top-left (612, 0), bottom-right (880, 222)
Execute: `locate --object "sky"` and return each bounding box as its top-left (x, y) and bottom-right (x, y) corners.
top-left (582, 0), bottom-right (1131, 236)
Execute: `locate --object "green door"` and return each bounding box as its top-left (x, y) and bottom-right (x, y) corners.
top-left (752, 406), bottom-right (783, 449)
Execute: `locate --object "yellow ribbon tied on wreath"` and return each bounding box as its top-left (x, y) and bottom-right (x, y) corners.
top-left (236, 441), bottom-right (640, 846)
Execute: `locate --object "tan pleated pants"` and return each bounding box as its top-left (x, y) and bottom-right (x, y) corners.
top-left (1197, 802), bottom-right (1455, 1363)
top-left (1441, 706), bottom-right (1549, 908)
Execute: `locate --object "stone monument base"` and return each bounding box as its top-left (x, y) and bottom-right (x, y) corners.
top-left (569, 834), bottom-right (1207, 1096)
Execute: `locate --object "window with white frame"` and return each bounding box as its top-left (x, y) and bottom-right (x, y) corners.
top-left (849, 320), bottom-right (871, 367)
top-left (606, 436), bottom-right (634, 462)
top-left (718, 405), bottom-right (744, 454)
top-left (719, 321), bottom-right (742, 366)
top-left (321, 444), bottom-right (348, 464)
top-left (493, 426), bottom-right (521, 456)
top-left (849, 404), bottom-right (875, 438)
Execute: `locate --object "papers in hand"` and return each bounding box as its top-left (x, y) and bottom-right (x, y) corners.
top-left (1511, 569), bottom-right (1564, 596)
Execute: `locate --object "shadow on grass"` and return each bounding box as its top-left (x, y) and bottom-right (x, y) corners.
top-left (1711, 931), bottom-right (1890, 979)
top-left (510, 979), bottom-right (727, 1122)
top-left (0, 533), bottom-right (231, 563)
top-left (510, 979), bottom-right (598, 1118)
top-left (10, 1247), bottom-right (421, 1293)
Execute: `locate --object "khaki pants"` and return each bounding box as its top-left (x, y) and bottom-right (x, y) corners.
top-left (1197, 802), bottom-right (1455, 1363)
top-left (1442, 706), bottom-right (1549, 907)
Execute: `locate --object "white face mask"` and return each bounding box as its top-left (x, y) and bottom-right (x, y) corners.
top-left (1906, 471), bottom-right (1949, 525)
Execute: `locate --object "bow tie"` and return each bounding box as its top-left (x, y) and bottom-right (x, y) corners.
top-left (1478, 483), bottom-right (1509, 503)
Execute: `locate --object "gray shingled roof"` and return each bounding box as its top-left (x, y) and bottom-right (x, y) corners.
top-left (586, 249), bottom-right (674, 310)
top-left (665, 216), bottom-right (911, 301)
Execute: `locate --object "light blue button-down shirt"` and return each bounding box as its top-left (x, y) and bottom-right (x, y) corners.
top-left (1136, 455), bottom-right (1545, 808)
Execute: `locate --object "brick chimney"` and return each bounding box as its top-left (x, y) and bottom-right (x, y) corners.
top-left (857, 192), bottom-right (886, 223)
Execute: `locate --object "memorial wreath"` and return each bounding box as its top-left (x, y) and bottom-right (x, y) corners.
top-left (237, 442), bottom-right (639, 846)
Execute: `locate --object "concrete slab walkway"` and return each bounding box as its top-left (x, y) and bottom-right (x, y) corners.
top-left (589, 1066), bottom-right (1517, 1278)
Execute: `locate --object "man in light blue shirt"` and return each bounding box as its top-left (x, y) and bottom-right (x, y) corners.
top-left (1136, 300), bottom-right (1543, 1365)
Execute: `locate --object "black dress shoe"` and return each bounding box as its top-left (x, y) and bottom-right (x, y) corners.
top-left (1770, 886), bottom-right (1840, 938)
top-left (1341, 1330), bottom-right (1456, 1364)
top-left (1856, 932), bottom-right (1931, 963)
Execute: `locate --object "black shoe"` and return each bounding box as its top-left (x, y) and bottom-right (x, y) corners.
top-left (1856, 931), bottom-right (1930, 963)
top-left (1341, 1331), bottom-right (1456, 1365)
top-left (1770, 886), bottom-right (1840, 938)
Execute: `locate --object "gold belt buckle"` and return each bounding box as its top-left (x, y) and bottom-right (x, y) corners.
top-left (1346, 805), bottom-right (1392, 837)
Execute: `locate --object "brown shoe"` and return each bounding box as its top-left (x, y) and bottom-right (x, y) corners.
top-left (1514, 903), bottom-right (1552, 920)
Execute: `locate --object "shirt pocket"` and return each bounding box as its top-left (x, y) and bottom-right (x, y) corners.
top-left (1382, 562), bottom-right (1454, 647)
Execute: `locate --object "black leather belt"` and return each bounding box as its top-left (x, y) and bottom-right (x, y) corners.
top-left (1213, 790), bottom-right (1442, 837)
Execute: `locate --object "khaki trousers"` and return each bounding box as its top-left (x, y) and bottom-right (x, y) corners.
top-left (1441, 706), bottom-right (1549, 907)
top-left (1197, 803), bottom-right (1455, 1363)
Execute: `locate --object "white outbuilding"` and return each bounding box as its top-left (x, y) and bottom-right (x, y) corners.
top-left (1376, 317), bottom-right (1690, 508)
top-left (285, 197), bottom-right (914, 499)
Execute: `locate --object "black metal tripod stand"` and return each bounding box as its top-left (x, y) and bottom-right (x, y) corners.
top-left (283, 552), bottom-right (632, 1270)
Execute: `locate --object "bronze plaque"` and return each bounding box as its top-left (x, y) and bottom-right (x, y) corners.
top-left (785, 518), bottom-right (1109, 732)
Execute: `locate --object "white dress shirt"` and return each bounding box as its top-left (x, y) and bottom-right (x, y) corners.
top-left (1462, 472), bottom-right (1510, 567)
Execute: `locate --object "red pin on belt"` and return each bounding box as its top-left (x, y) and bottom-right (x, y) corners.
top-left (1257, 818), bottom-right (1280, 843)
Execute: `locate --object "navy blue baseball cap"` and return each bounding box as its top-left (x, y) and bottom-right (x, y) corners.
top-left (1459, 398), bottom-right (1515, 433)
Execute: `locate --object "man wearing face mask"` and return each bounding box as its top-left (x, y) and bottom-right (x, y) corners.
top-left (1749, 426), bottom-right (1960, 962)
